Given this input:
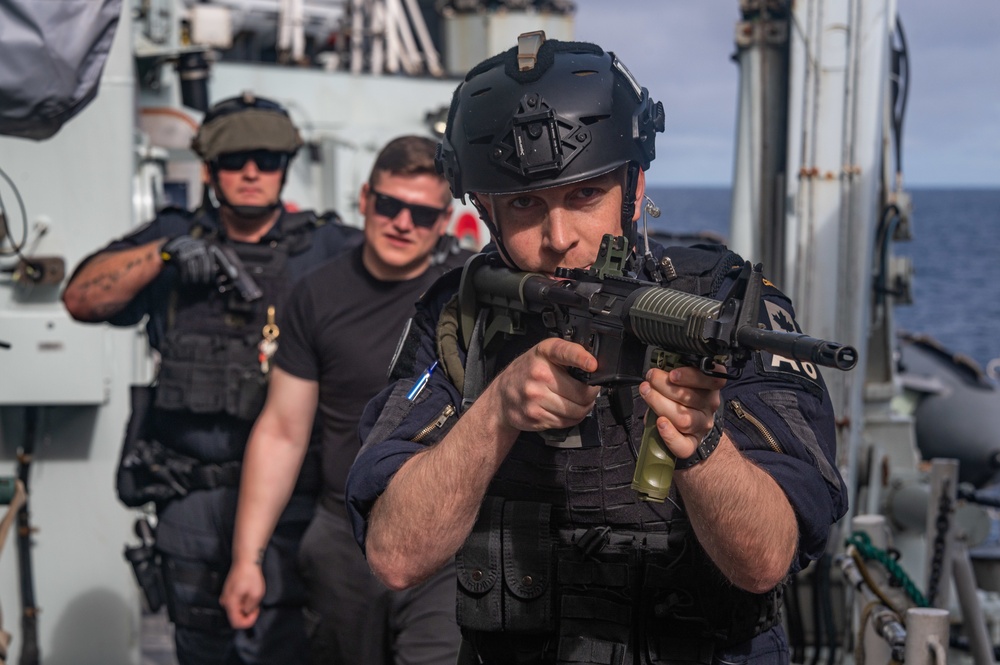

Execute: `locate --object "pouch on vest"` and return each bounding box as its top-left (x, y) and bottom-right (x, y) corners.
top-left (226, 362), bottom-right (268, 421)
top-left (503, 500), bottom-right (554, 632)
top-left (553, 532), bottom-right (635, 664)
top-left (640, 544), bottom-right (783, 653)
top-left (155, 334), bottom-right (267, 421)
top-left (456, 497), bottom-right (555, 634)
top-left (641, 548), bottom-right (725, 664)
top-left (456, 496), bottom-right (502, 631)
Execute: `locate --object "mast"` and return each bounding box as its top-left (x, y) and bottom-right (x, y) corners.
top-left (729, 0), bottom-right (790, 289)
top-left (730, 0), bottom-right (901, 521)
top-left (731, 0), bottom-right (1000, 661)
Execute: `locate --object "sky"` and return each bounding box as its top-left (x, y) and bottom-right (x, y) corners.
top-left (571, 1), bottom-right (1000, 188)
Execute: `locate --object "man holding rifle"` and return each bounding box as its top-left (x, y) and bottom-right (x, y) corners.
top-left (63, 92), bottom-right (356, 664)
top-left (346, 33), bottom-right (850, 665)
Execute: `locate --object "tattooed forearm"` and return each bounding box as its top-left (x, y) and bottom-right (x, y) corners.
top-left (75, 249), bottom-right (158, 294)
top-left (62, 241), bottom-right (166, 322)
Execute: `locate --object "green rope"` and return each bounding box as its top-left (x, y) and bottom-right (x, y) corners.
top-left (846, 531), bottom-right (929, 608)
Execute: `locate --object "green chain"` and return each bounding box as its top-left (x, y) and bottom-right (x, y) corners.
top-left (846, 531), bottom-right (929, 608)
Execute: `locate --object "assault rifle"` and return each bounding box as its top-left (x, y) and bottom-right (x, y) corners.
top-left (458, 234), bottom-right (857, 501)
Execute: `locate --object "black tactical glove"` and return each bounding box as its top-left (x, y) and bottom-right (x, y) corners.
top-left (161, 235), bottom-right (216, 285)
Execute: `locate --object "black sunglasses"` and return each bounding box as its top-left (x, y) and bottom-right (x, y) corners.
top-left (371, 189), bottom-right (448, 228)
top-left (215, 150), bottom-right (289, 173)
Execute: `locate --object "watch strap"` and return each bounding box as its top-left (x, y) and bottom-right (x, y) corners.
top-left (674, 417), bottom-right (724, 470)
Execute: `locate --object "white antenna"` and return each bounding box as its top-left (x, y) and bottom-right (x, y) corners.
top-left (277, 0), bottom-right (305, 62)
top-left (353, 0), bottom-right (443, 76)
top-left (402, 0), bottom-right (443, 76)
top-left (351, 0), bottom-right (365, 74)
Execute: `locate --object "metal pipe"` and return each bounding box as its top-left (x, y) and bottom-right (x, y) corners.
top-left (853, 514), bottom-right (890, 549)
top-left (838, 549), bottom-right (904, 664)
top-left (904, 608), bottom-right (950, 665)
top-left (388, 0), bottom-right (420, 74)
top-left (953, 540), bottom-right (997, 665)
top-left (371, 0), bottom-right (385, 74)
top-left (402, 0), bottom-right (442, 76)
top-left (350, 0), bottom-right (364, 74)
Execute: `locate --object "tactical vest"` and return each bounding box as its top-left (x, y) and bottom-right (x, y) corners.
top-left (154, 211), bottom-right (320, 421)
top-left (452, 245), bottom-right (784, 663)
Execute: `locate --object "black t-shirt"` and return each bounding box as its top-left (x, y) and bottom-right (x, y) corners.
top-left (275, 244), bottom-right (466, 504)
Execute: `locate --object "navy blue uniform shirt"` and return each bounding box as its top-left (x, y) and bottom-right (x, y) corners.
top-left (346, 242), bottom-right (848, 573)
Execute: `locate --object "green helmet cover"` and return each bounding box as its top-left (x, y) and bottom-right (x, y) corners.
top-left (191, 94), bottom-right (303, 161)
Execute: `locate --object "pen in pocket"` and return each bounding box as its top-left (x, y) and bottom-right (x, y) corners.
top-left (406, 361), bottom-right (438, 401)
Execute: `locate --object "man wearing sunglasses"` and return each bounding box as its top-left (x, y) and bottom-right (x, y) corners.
top-left (63, 92), bottom-right (358, 664)
top-left (220, 135), bottom-right (468, 665)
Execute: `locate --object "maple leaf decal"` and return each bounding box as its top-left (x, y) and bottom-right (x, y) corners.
top-left (771, 309), bottom-right (795, 333)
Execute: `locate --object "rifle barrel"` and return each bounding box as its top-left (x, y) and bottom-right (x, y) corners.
top-left (736, 327), bottom-right (858, 370)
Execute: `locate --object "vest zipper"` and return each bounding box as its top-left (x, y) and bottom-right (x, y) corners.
top-left (729, 399), bottom-right (783, 454)
top-left (413, 404), bottom-right (456, 443)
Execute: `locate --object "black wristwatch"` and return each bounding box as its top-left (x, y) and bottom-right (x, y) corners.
top-left (674, 419), bottom-right (724, 470)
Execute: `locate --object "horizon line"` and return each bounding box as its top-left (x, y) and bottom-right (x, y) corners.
top-left (646, 182), bottom-right (1000, 190)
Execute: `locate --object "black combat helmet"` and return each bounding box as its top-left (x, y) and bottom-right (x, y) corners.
top-left (191, 92), bottom-right (303, 162)
top-left (437, 31), bottom-right (665, 257)
top-left (191, 92), bottom-right (303, 218)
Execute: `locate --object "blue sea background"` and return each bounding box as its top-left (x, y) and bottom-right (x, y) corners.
top-left (644, 186), bottom-right (1000, 373)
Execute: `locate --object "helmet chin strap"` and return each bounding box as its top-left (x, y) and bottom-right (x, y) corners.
top-left (620, 163), bottom-right (641, 273)
top-left (471, 196), bottom-right (525, 272)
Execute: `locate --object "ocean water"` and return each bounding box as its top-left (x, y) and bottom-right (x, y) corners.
top-left (644, 186), bottom-right (1000, 373)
